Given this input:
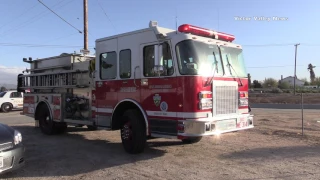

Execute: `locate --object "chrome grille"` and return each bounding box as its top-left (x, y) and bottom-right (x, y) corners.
top-left (213, 85), bottom-right (238, 115)
top-left (0, 157), bottom-right (13, 171)
top-left (0, 142), bottom-right (13, 152)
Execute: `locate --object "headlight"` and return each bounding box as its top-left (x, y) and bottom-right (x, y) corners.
top-left (239, 98), bottom-right (248, 106)
top-left (14, 130), bottom-right (22, 145)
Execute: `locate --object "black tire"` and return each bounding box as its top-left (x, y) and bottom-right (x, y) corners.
top-left (120, 109), bottom-right (146, 154)
top-left (1, 103), bottom-right (12, 113)
top-left (55, 122), bottom-right (68, 134)
top-left (38, 105), bottom-right (65, 135)
top-left (87, 125), bottom-right (98, 131)
top-left (181, 137), bottom-right (202, 144)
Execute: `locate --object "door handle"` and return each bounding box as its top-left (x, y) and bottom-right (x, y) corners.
top-left (122, 81), bottom-right (128, 84)
top-left (134, 66), bottom-right (139, 87)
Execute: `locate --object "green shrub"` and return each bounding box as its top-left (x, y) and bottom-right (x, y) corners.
top-left (271, 88), bottom-right (283, 93)
top-left (283, 89), bottom-right (292, 93)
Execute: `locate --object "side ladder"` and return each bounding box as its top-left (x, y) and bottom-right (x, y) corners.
top-left (18, 69), bottom-right (91, 90)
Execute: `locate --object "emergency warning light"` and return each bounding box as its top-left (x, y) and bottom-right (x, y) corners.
top-left (178, 24), bottom-right (235, 42)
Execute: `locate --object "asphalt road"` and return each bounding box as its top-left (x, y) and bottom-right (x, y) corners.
top-left (251, 103), bottom-right (320, 109)
top-left (0, 110), bottom-right (34, 125)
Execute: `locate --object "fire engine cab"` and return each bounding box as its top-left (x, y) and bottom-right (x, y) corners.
top-left (17, 21), bottom-right (253, 154)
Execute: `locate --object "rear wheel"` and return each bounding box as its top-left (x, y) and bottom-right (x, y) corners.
top-left (87, 125), bottom-right (98, 131)
top-left (181, 137), bottom-right (202, 144)
top-left (38, 105), bottom-right (66, 135)
top-left (120, 109), bottom-right (146, 154)
top-left (55, 122), bottom-right (68, 134)
top-left (1, 103), bottom-right (12, 113)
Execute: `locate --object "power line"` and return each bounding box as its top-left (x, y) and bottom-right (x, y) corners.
top-left (95, 0), bottom-right (117, 31)
top-left (0, 68), bottom-right (25, 69)
top-left (0, 0), bottom-right (67, 37)
top-left (43, 32), bottom-right (80, 44)
top-left (0, 3), bottom-right (40, 30)
top-left (38, 0), bottom-right (82, 33)
top-left (0, 42), bottom-right (94, 49)
top-left (242, 43), bottom-right (295, 47)
top-left (242, 43), bottom-right (320, 47)
top-left (246, 65), bottom-right (317, 69)
top-left (300, 44), bottom-right (320, 46)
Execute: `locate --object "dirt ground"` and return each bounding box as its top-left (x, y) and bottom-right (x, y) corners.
top-left (1, 109), bottom-right (320, 180)
top-left (250, 93), bottom-right (320, 104)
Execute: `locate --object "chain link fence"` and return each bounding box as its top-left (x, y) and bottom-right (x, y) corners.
top-left (250, 91), bottom-right (320, 139)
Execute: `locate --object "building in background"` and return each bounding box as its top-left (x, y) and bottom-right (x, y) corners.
top-left (279, 75), bottom-right (305, 87)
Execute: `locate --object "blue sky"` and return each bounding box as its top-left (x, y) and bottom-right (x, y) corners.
top-left (0, 0), bottom-right (319, 84)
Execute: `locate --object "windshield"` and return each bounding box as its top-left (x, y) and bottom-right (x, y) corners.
top-left (0, 92), bottom-right (6, 98)
top-left (176, 40), bottom-right (223, 76)
top-left (176, 40), bottom-right (247, 77)
top-left (220, 46), bottom-right (247, 77)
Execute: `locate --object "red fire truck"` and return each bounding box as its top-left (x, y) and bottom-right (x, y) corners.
top-left (17, 21), bottom-right (253, 154)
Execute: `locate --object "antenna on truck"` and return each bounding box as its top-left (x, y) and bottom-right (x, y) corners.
top-left (175, 16), bottom-right (178, 34)
top-left (175, 7), bottom-right (178, 34)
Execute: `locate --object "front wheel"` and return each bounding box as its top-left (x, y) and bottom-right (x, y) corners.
top-left (181, 137), bottom-right (202, 144)
top-left (120, 109), bottom-right (146, 154)
top-left (1, 103), bottom-right (12, 113)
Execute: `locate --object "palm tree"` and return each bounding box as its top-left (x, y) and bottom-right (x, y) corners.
top-left (307, 63), bottom-right (316, 84)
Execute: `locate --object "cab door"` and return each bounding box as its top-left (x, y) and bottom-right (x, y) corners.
top-left (116, 35), bottom-right (141, 105)
top-left (140, 41), bottom-right (179, 136)
top-left (95, 38), bottom-right (118, 127)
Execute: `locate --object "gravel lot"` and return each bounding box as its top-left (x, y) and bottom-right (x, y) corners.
top-left (1, 109), bottom-right (320, 180)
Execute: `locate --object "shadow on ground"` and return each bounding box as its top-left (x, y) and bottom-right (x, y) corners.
top-left (0, 125), bottom-right (176, 178)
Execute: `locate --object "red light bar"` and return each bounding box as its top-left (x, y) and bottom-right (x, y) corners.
top-left (178, 24), bottom-right (214, 37)
top-left (216, 31), bottom-right (235, 42)
top-left (178, 24), bottom-right (235, 42)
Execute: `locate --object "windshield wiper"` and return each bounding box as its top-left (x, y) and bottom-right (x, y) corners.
top-left (225, 54), bottom-right (243, 86)
top-left (205, 51), bottom-right (219, 86)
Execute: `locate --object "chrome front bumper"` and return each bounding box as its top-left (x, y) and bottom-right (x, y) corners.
top-left (178, 114), bottom-right (254, 137)
top-left (0, 145), bottom-right (25, 174)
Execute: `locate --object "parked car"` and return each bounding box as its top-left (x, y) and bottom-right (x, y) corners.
top-left (0, 123), bottom-right (25, 174)
top-left (0, 91), bottom-right (24, 113)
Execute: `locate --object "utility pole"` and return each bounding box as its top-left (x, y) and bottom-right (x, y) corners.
top-left (293, 43), bottom-right (300, 95)
top-left (83, 0), bottom-right (89, 54)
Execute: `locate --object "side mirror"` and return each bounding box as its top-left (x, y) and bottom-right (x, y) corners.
top-left (153, 44), bottom-right (163, 76)
top-left (153, 65), bottom-right (164, 76)
top-left (186, 62), bottom-right (197, 69)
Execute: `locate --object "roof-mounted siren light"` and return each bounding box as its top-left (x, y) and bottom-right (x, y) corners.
top-left (149, 21), bottom-right (158, 27)
top-left (178, 24), bottom-right (235, 42)
top-left (216, 31), bottom-right (235, 42)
